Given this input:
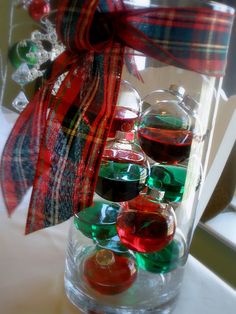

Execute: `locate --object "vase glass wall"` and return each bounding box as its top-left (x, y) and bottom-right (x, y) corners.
top-left (64, 1), bottom-right (234, 313)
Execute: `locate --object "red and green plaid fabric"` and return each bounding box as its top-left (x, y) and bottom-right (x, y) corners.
top-left (1, 0), bottom-right (234, 233)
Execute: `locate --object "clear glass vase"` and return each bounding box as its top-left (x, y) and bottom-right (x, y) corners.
top-left (64, 1), bottom-right (234, 313)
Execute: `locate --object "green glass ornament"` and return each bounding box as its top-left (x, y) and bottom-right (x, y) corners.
top-left (74, 201), bottom-right (120, 240)
top-left (135, 232), bottom-right (186, 273)
top-left (147, 164), bottom-right (187, 203)
top-left (8, 40), bottom-right (38, 69)
top-left (95, 131), bottom-right (149, 202)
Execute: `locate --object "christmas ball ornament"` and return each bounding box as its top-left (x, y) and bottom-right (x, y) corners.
top-left (108, 80), bottom-right (140, 139)
top-left (116, 190), bottom-right (176, 253)
top-left (110, 107), bottom-right (138, 138)
top-left (141, 84), bottom-right (185, 112)
top-left (135, 231), bottom-right (186, 273)
top-left (8, 40), bottom-right (38, 69)
top-left (95, 131), bottom-right (149, 202)
top-left (147, 164), bottom-right (187, 203)
top-left (74, 201), bottom-right (120, 240)
top-left (83, 249), bottom-right (137, 294)
top-left (28, 0), bottom-right (50, 21)
top-left (138, 99), bottom-right (193, 164)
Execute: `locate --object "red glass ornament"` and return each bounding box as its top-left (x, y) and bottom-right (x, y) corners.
top-left (83, 249), bottom-right (137, 295)
top-left (138, 127), bottom-right (192, 164)
top-left (108, 80), bottom-right (140, 140)
top-left (138, 96), bottom-right (195, 164)
top-left (117, 194), bottom-right (176, 253)
top-left (28, 0), bottom-right (50, 21)
top-left (109, 106), bottom-right (139, 138)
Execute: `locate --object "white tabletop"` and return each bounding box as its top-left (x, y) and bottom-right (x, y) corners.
top-left (0, 107), bottom-right (236, 314)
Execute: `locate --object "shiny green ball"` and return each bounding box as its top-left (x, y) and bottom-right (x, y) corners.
top-left (8, 40), bottom-right (38, 69)
top-left (74, 201), bottom-right (120, 240)
top-left (136, 239), bottom-right (184, 273)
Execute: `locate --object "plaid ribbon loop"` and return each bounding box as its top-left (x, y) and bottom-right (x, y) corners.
top-left (56, 1), bottom-right (114, 52)
top-left (57, 2), bottom-right (235, 75)
top-left (1, 0), bottom-right (234, 233)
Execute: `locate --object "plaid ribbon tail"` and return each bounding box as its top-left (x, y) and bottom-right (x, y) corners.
top-left (1, 88), bottom-right (49, 215)
top-left (1, 51), bottom-right (80, 217)
top-left (25, 45), bottom-right (124, 234)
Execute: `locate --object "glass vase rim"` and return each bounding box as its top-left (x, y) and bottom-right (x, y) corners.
top-left (123, 0), bottom-right (234, 14)
top-left (41, 2), bottom-right (235, 17)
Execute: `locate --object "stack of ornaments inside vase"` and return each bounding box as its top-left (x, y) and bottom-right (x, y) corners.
top-left (72, 80), bottom-right (201, 295)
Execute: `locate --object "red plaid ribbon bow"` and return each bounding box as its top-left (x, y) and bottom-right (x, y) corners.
top-left (1, 0), bottom-right (234, 233)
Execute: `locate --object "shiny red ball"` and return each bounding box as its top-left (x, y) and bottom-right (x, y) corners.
top-left (83, 249), bottom-right (137, 295)
top-left (117, 195), bottom-right (176, 253)
top-left (28, 0), bottom-right (50, 21)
